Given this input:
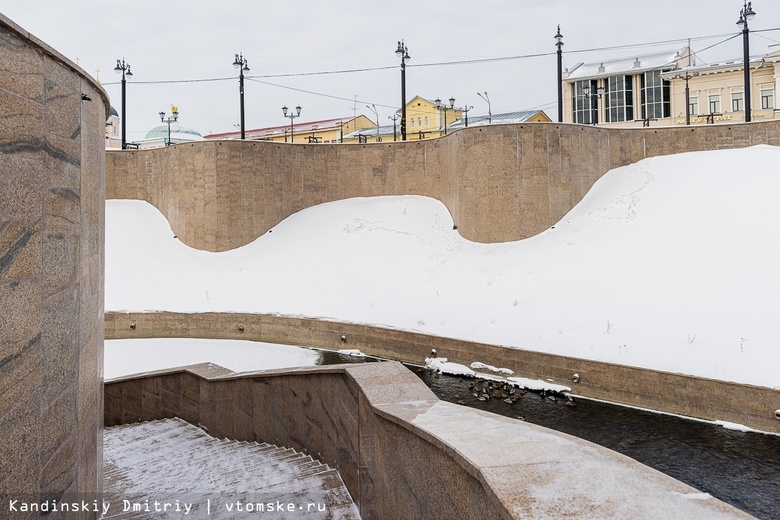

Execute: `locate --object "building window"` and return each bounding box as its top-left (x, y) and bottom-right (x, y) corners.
top-left (410, 118), bottom-right (415, 128)
top-left (424, 116), bottom-right (428, 126)
top-left (572, 80), bottom-right (598, 124)
top-left (761, 87), bottom-right (774, 109)
top-left (689, 96), bottom-right (698, 116)
top-left (640, 70), bottom-right (670, 120)
top-left (708, 94), bottom-right (721, 114)
top-left (731, 91), bottom-right (744, 112)
top-left (605, 75), bottom-right (634, 123)
top-left (418, 117), bottom-right (422, 127)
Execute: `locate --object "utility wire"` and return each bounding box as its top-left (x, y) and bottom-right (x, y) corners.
top-left (101, 28), bottom-right (780, 87)
top-left (246, 78), bottom-right (396, 110)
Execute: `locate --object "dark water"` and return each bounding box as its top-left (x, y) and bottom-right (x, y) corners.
top-left (314, 351), bottom-right (780, 519)
top-left (411, 366), bottom-right (780, 520)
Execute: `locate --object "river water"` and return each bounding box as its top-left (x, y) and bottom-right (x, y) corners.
top-left (316, 350), bottom-right (780, 519)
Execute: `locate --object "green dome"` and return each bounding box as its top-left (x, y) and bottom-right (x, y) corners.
top-left (144, 124), bottom-right (203, 140)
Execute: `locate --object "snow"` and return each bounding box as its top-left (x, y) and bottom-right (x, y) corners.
top-left (470, 362), bottom-right (514, 375)
top-left (105, 338), bottom-right (321, 380)
top-left (425, 357), bottom-right (476, 377)
top-left (713, 420), bottom-right (756, 433)
top-left (106, 145), bottom-right (780, 390)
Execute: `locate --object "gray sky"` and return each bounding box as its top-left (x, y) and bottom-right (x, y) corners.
top-left (4, 1), bottom-right (780, 140)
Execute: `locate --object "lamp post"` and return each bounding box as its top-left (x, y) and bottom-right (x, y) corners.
top-left (388, 114), bottom-right (399, 141)
top-left (233, 53), bottom-right (250, 139)
top-left (582, 85), bottom-right (605, 124)
top-left (366, 104), bottom-right (380, 142)
top-left (113, 58), bottom-right (132, 150)
top-left (555, 25), bottom-right (564, 123)
top-left (672, 71), bottom-right (699, 125)
top-left (282, 105), bottom-right (301, 143)
top-left (159, 106), bottom-right (179, 147)
top-left (737, 1), bottom-right (756, 122)
top-left (460, 104), bottom-right (473, 127)
top-left (395, 40), bottom-right (410, 140)
top-left (435, 97), bottom-right (456, 136)
top-left (477, 91), bottom-right (492, 124)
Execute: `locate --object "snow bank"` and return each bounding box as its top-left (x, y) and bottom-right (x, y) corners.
top-left (106, 145), bottom-right (780, 389)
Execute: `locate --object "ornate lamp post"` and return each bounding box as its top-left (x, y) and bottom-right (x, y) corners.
top-left (113, 58), bottom-right (132, 149)
top-left (435, 97), bottom-right (456, 135)
top-left (282, 105), bottom-right (301, 143)
top-left (452, 102), bottom-right (473, 127)
top-left (737, 1), bottom-right (756, 122)
top-left (388, 114), bottom-right (399, 141)
top-left (477, 91), bottom-right (492, 124)
top-left (159, 106), bottom-right (179, 147)
top-left (233, 53), bottom-right (250, 139)
top-left (395, 40), bottom-right (410, 140)
top-left (555, 25), bottom-right (564, 123)
top-left (582, 85), bottom-right (605, 125)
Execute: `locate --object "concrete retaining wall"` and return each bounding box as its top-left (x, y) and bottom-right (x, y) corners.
top-left (0, 14), bottom-right (107, 515)
top-left (105, 312), bottom-right (780, 434)
top-left (104, 362), bottom-right (751, 519)
top-left (107, 120), bottom-right (780, 252)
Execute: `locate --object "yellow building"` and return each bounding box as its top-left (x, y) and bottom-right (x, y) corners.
top-left (662, 45), bottom-right (779, 125)
top-left (402, 96), bottom-right (463, 140)
top-left (204, 115), bottom-right (374, 143)
top-left (562, 44), bottom-right (780, 127)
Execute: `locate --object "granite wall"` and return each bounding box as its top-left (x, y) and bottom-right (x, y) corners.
top-left (104, 362), bottom-right (751, 519)
top-left (0, 14), bottom-right (107, 517)
top-left (106, 119), bottom-right (780, 252)
top-left (105, 312), bottom-right (780, 435)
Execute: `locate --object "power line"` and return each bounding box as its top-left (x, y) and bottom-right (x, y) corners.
top-left (246, 78), bottom-right (397, 110)
top-left (100, 28), bottom-right (780, 87)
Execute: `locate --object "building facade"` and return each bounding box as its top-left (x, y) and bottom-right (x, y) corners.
top-left (562, 44), bottom-right (780, 127)
top-left (204, 115), bottom-right (374, 143)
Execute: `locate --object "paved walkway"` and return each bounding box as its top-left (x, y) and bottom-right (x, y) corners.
top-left (103, 418), bottom-right (359, 519)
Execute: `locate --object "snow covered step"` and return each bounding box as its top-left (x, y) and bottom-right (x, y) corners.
top-left (103, 418), bottom-right (360, 519)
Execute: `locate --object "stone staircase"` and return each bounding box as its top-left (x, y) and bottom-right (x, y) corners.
top-left (103, 418), bottom-right (360, 519)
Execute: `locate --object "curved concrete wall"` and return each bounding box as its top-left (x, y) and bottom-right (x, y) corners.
top-left (105, 312), bottom-right (780, 435)
top-left (107, 120), bottom-right (780, 252)
top-left (104, 362), bottom-right (750, 519)
top-left (0, 14), bottom-right (107, 515)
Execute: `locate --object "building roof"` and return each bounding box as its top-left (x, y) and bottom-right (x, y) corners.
top-left (449, 110), bottom-right (550, 129)
top-left (566, 47), bottom-right (688, 81)
top-left (343, 124), bottom-right (398, 140)
top-left (660, 55), bottom-right (767, 78)
top-left (144, 124), bottom-right (203, 141)
top-left (204, 116), bottom-right (367, 140)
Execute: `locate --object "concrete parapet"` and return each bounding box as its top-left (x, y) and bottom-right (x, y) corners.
top-left (105, 361), bottom-right (751, 519)
top-left (107, 120), bottom-right (780, 252)
top-left (0, 13), bottom-right (108, 516)
top-left (105, 311), bottom-right (780, 435)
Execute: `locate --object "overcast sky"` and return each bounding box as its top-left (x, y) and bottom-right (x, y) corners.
top-left (4, 1), bottom-right (780, 140)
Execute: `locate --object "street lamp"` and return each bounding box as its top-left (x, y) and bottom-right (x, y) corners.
top-left (388, 114), bottom-right (399, 141)
top-left (434, 97), bottom-right (456, 136)
top-left (113, 58), bottom-right (132, 150)
top-left (672, 70), bottom-right (699, 126)
top-left (555, 25), bottom-right (564, 123)
top-left (159, 106), bottom-right (179, 147)
top-left (395, 40), bottom-right (411, 140)
top-left (366, 104), bottom-right (380, 142)
top-left (477, 91), bottom-right (492, 124)
top-left (452, 103), bottom-right (473, 127)
top-left (233, 53), bottom-right (250, 139)
top-left (282, 105), bottom-right (301, 143)
top-left (582, 85), bottom-right (605, 124)
top-left (737, 1), bottom-right (756, 122)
